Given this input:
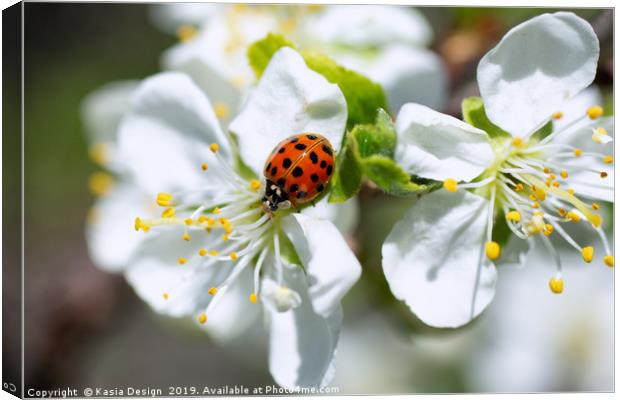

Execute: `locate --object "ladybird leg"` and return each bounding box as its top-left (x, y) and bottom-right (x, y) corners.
top-left (278, 200), bottom-right (292, 211)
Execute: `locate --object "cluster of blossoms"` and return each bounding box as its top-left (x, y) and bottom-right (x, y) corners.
top-left (83, 8), bottom-right (613, 389)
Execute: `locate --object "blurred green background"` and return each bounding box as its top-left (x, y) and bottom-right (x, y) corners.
top-left (10, 3), bottom-right (613, 394)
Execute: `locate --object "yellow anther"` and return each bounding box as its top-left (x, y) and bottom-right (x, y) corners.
top-left (178, 257), bottom-right (187, 265)
top-left (552, 181), bottom-right (560, 188)
top-left (543, 223), bottom-right (554, 236)
top-left (88, 143), bottom-right (109, 165)
top-left (592, 127), bottom-right (610, 144)
top-left (512, 137), bottom-right (524, 148)
top-left (545, 180), bottom-right (551, 188)
top-left (184, 218), bottom-right (193, 226)
top-left (529, 194), bottom-right (537, 201)
top-left (574, 148), bottom-right (583, 157)
top-left (543, 167), bottom-right (551, 174)
top-left (590, 214), bottom-right (602, 228)
top-left (604, 255), bottom-right (614, 268)
top-left (567, 188), bottom-right (575, 195)
top-left (249, 179), bottom-right (261, 191)
top-left (604, 155), bottom-right (613, 164)
top-left (560, 170), bottom-right (568, 179)
top-left (592, 203), bottom-right (600, 210)
top-left (201, 162), bottom-right (209, 171)
top-left (161, 207), bottom-right (176, 218)
top-left (213, 102), bottom-right (230, 120)
top-left (208, 287), bottom-right (218, 296)
top-left (197, 215), bottom-right (207, 223)
top-left (230, 252), bottom-right (238, 261)
top-left (586, 105), bottom-right (603, 120)
top-left (525, 215), bottom-right (545, 236)
top-left (531, 202), bottom-right (540, 209)
top-left (443, 178), bottom-right (458, 192)
top-left (213, 207), bottom-right (220, 214)
top-left (552, 111), bottom-right (563, 120)
top-left (581, 246), bottom-right (594, 263)
top-left (156, 192), bottom-right (173, 207)
top-left (485, 241), bottom-right (501, 260)
top-left (176, 24), bottom-right (197, 42)
top-left (595, 127), bottom-right (608, 136)
top-left (134, 217), bottom-right (150, 232)
top-left (548, 174), bottom-right (556, 180)
top-left (534, 187), bottom-right (547, 201)
top-left (249, 293), bottom-right (258, 304)
top-left (198, 248), bottom-right (207, 257)
top-left (515, 183), bottom-right (524, 192)
top-left (198, 313), bottom-right (207, 324)
top-left (163, 293), bottom-right (169, 300)
top-left (549, 277), bottom-right (564, 294)
top-left (600, 171), bottom-right (608, 179)
top-left (558, 208), bottom-right (567, 217)
top-left (219, 217), bottom-right (228, 225)
top-left (88, 171), bottom-right (114, 196)
top-left (506, 211), bottom-right (521, 223)
top-left (566, 211), bottom-right (581, 222)
top-left (210, 143), bottom-right (219, 153)
top-left (222, 234), bottom-right (229, 241)
top-left (207, 218), bottom-right (216, 227)
top-left (182, 233), bottom-right (190, 241)
top-left (224, 223), bottom-right (233, 234)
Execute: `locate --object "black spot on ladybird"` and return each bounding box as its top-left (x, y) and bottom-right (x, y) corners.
top-left (289, 183), bottom-right (299, 192)
top-left (309, 152), bottom-right (318, 164)
top-left (326, 165), bottom-right (333, 176)
top-left (282, 158), bottom-right (292, 168)
top-left (306, 134), bottom-right (317, 140)
top-left (320, 160), bottom-right (327, 168)
top-left (297, 191), bottom-right (307, 199)
top-left (322, 145), bottom-right (333, 156)
top-left (292, 166), bottom-right (303, 177)
top-left (278, 147), bottom-right (285, 154)
top-left (271, 166), bottom-right (278, 176)
top-left (310, 173), bottom-right (319, 183)
top-left (317, 184), bottom-right (324, 192)
top-left (277, 178), bottom-right (285, 186)
top-left (294, 143), bottom-right (307, 150)
top-left (290, 136), bottom-right (299, 143)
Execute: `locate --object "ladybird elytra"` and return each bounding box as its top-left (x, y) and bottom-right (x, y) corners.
top-left (262, 133), bottom-right (335, 212)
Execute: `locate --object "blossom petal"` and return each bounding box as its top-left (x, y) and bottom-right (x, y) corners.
top-left (266, 265), bottom-right (342, 389)
top-left (553, 85), bottom-right (602, 132)
top-left (125, 229), bottom-right (225, 317)
top-left (149, 3), bottom-right (222, 34)
top-left (300, 197), bottom-right (359, 236)
top-left (281, 213), bottom-right (361, 317)
top-left (85, 181), bottom-right (151, 272)
top-left (382, 190), bottom-right (497, 328)
top-left (311, 5), bottom-right (432, 47)
top-left (333, 45), bottom-right (447, 112)
top-left (118, 72), bottom-right (231, 195)
top-left (395, 103), bottom-right (494, 182)
top-left (229, 47), bottom-right (347, 175)
top-left (478, 12), bottom-right (599, 136)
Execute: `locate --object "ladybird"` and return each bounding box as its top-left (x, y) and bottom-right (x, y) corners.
top-left (262, 133), bottom-right (335, 212)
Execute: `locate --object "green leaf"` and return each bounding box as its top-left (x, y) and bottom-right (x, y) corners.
top-left (462, 97), bottom-right (510, 139)
top-left (328, 132), bottom-right (363, 203)
top-left (352, 109), bottom-right (396, 159)
top-left (362, 155), bottom-right (435, 196)
top-left (247, 33), bottom-right (296, 79)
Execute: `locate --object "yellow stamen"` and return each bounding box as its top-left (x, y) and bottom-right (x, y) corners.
top-left (178, 257), bottom-right (187, 265)
top-left (603, 255), bottom-right (614, 268)
top-left (586, 105), bottom-right (603, 120)
top-left (213, 102), bottom-right (230, 120)
top-left (600, 171), bottom-right (608, 179)
top-left (590, 214), bottom-right (602, 228)
top-left (515, 183), bottom-right (524, 192)
top-left (161, 207), bottom-right (176, 218)
top-left (529, 194), bottom-right (537, 201)
top-left (134, 217), bottom-right (150, 232)
top-left (201, 162), bottom-right (209, 171)
top-left (163, 293), bottom-right (169, 300)
top-left (213, 207), bottom-right (220, 215)
top-left (603, 155), bottom-right (613, 164)
top-left (543, 167), bottom-right (551, 174)
top-left (249, 179), bottom-right (261, 191)
top-left (198, 313), bottom-right (207, 324)
top-left (182, 233), bottom-right (190, 241)
top-left (543, 223), bottom-right (554, 236)
top-left (552, 111), bottom-right (563, 120)
top-left (531, 202), bottom-right (539, 209)
top-left (567, 188), bottom-right (575, 195)
top-left (506, 211), bottom-right (521, 222)
top-left (574, 148), bottom-right (583, 157)
top-left (156, 192), bottom-right (173, 207)
top-left (525, 215), bottom-right (545, 236)
top-left (209, 250), bottom-right (218, 257)
top-left (560, 170), bottom-right (568, 179)
top-left (230, 252), bottom-right (238, 261)
top-left (512, 137), bottom-right (524, 148)
top-left (592, 203), bottom-right (600, 210)
top-left (88, 171), bottom-right (114, 196)
top-left (443, 178), bottom-right (458, 192)
top-left (566, 211), bottom-right (581, 222)
top-left (534, 187), bottom-right (547, 201)
top-left (485, 241), bottom-right (501, 260)
top-left (558, 208), bottom-right (567, 217)
top-left (88, 143), bottom-right (109, 165)
top-left (208, 287), bottom-right (218, 296)
top-left (592, 127), bottom-right (610, 144)
top-left (210, 143), bottom-right (219, 153)
top-left (197, 215), bottom-right (207, 223)
top-left (581, 246), bottom-right (594, 263)
top-left (552, 181), bottom-right (560, 188)
top-left (176, 24), bottom-right (197, 42)
top-left (198, 248), bottom-right (207, 257)
top-left (222, 234), bottom-right (229, 241)
top-left (184, 218), bottom-right (193, 226)
top-left (249, 293), bottom-right (258, 304)
top-left (549, 278), bottom-right (564, 294)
